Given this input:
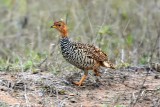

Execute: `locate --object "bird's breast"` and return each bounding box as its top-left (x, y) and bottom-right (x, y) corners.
top-left (60, 39), bottom-right (96, 69)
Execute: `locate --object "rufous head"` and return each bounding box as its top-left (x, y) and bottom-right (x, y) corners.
top-left (51, 21), bottom-right (68, 38)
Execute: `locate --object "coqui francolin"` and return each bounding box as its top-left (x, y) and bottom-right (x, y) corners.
top-left (51, 21), bottom-right (115, 86)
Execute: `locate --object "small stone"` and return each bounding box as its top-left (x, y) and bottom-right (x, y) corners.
top-left (69, 93), bottom-right (75, 96)
top-left (154, 75), bottom-right (160, 79)
top-left (70, 98), bottom-right (77, 103)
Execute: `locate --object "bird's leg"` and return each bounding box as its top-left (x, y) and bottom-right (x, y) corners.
top-left (93, 63), bottom-right (101, 76)
top-left (93, 69), bottom-right (100, 76)
top-left (73, 70), bottom-right (88, 86)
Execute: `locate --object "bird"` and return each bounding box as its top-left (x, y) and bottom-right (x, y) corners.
top-left (51, 21), bottom-right (115, 86)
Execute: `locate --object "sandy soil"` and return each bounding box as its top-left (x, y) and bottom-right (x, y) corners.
top-left (0, 66), bottom-right (160, 107)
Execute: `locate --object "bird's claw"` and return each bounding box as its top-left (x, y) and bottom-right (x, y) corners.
top-left (73, 81), bottom-right (83, 86)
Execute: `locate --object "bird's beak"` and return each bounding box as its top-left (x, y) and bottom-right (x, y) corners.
top-left (50, 25), bottom-right (56, 28)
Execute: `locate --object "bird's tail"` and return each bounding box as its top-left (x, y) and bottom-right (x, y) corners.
top-left (102, 61), bottom-right (115, 69)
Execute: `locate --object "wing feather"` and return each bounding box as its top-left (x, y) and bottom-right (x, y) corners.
top-left (72, 42), bottom-right (108, 61)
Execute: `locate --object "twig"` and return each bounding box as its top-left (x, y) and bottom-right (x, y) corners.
top-left (129, 71), bottom-right (149, 107)
top-left (37, 57), bottom-right (48, 68)
top-left (24, 84), bottom-right (29, 106)
top-left (122, 19), bottom-right (130, 35)
top-left (121, 19), bottom-right (130, 39)
top-left (66, 13), bottom-right (69, 25)
top-left (37, 42), bottom-right (57, 68)
top-left (149, 29), bottom-right (160, 63)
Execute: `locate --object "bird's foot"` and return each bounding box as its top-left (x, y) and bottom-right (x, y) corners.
top-left (94, 72), bottom-right (101, 76)
top-left (93, 70), bottom-right (101, 76)
top-left (73, 81), bottom-right (83, 86)
top-left (109, 63), bottom-right (116, 69)
top-left (72, 75), bottom-right (87, 86)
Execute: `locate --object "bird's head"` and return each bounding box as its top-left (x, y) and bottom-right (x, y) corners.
top-left (51, 21), bottom-right (68, 38)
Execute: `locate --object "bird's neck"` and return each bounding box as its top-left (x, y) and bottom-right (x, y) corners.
top-left (60, 32), bottom-right (68, 38)
top-left (60, 28), bottom-right (68, 38)
top-left (60, 37), bottom-right (70, 45)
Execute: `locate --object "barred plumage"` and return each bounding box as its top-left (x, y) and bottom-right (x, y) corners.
top-left (60, 38), bottom-right (96, 70)
top-left (51, 21), bottom-right (115, 86)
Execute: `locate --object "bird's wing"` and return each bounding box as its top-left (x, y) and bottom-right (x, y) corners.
top-left (72, 42), bottom-right (108, 61)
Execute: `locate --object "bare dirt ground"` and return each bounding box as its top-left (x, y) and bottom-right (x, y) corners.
top-left (0, 66), bottom-right (160, 107)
